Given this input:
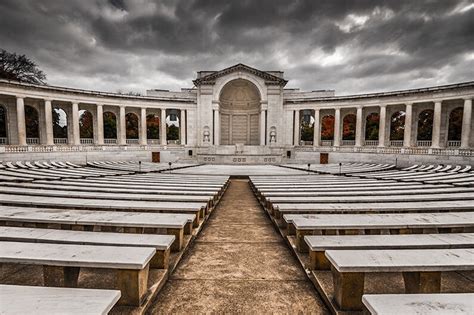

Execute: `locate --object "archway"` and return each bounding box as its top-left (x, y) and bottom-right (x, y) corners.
top-left (390, 111), bottom-right (405, 146)
top-left (166, 109), bottom-right (180, 144)
top-left (103, 112), bottom-right (117, 143)
top-left (53, 108), bottom-right (68, 144)
top-left (342, 114), bottom-right (356, 142)
top-left (321, 115), bottom-right (335, 145)
top-left (447, 107), bottom-right (463, 146)
top-left (300, 109), bottom-right (315, 145)
top-left (79, 110), bottom-right (94, 143)
top-left (126, 113), bottom-right (139, 140)
top-left (417, 109), bottom-right (434, 142)
top-left (25, 105), bottom-right (39, 144)
top-left (0, 105), bottom-right (7, 144)
top-left (365, 113), bottom-right (379, 141)
top-left (147, 113), bottom-right (160, 143)
top-left (219, 79), bottom-right (261, 145)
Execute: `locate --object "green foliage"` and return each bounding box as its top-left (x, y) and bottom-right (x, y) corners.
top-left (300, 121), bottom-right (314, 141)
top-left (167, 125), bottom-right (179, 140)
top-left (146, 114), bottom-right (160, 139)
top-left (417, 110), bottom-right (433, 140)
top-left (365, 113), bottom-right (379, 140)
top-left (0, 105), bottom-right (6, 137)
top-left (342, 114), bottom-right (356, 140)
top-left (390, 111), bottom-right (405, 140)
top-left (79, 111), bottom-right (94, 138)
top-left (448, 107), bottom-right (463, 141)
top-left (25, 105), bottom-right (39, 137)
top-left (103, 112), bottom-right (117, 139)
top-left (126, 113), bottom-right (139, 139)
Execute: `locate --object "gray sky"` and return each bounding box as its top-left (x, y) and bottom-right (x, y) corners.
top-left (1, 0), bottom-right (473, 95)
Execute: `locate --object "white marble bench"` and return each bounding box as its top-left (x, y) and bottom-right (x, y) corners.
top-left (289, 212), bottom-right (474, 252)
top-left (362, 293), bottom-right (474, 315)
top-left (305, 233), bottom-right (474, 270)
top-left (0, 206), bottom-right (193, 251)
top-left (0, 226), bottom-right (175, 269)
top-left (0, 284), bottom-right (121, 315)
top-left (0, 193), bottom-right (207, 226)
top-left (325, 248), bottom-right (474, 311)
top-left (0, 241), bottom-right (156, 306)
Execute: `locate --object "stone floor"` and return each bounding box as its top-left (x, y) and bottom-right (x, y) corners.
top-left (148, 179), bottom-right (328, 314)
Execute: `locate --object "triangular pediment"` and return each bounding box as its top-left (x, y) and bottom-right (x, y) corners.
top-left (193, 63), bottom-right (287, 86)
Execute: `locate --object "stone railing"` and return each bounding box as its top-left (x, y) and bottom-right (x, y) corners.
top-left (0, 144), bottom-right (168, 153)
top-left (364, 140), bottom-right (379, 146)
top-left (294, 145), bottom-right (474, 156)
top-left (26, 138), bottom-right (39, 145)
top-left (104, 139), bottom-right (117, 145)
top-left (54, 138), bottom-right (68, 145)
top-left (126, 139), bottom-right (139, 145)
top-left (447, 140), bottom-right (461, 147)
top-left (0, 137), bottom-right (7, 145)
top-left (341, 140), bottom-right (355, 146)
top-left (416, 140), bottom-right (432, 147)
top-left (167, 139), bottom-right (181, 145)
top-left (389, 140), bottom-right (404, 147)
top-left (147, 139), bottom-right (160, 144)
top-left (80, 138), bottom-right (94, 145)
top-left (321, 140), bottom-right (333, 146)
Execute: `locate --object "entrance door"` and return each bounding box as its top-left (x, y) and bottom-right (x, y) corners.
top-left (152, 152), bottom-right (160, 163)
top-left (320, 153), bottom-right (329, 164)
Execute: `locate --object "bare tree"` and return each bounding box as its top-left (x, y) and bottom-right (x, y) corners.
top-left (0, 49), bottom-right (46, 84)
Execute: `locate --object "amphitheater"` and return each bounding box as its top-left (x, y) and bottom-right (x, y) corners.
top-left (0, 64), bottom-right (473, 314)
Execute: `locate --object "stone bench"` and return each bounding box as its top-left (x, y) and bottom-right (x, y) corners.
top-left (0, 193), bottom-right (207, 227)
top-left (325, 248), bottom-right (474, 311)
top-left (0, 284), bottom-right (121, 315)
top-left (289, 212), bottom-right (474, 252)
top-left (305, 233), bottom-right (474, 270)
top-left (0, 241), bottom-right (157, 306)
top-left (274, 200), bottom-right (474, 220)
top-left (0, 206), bottom-right (193, 251)
top-left (362, 293), bottom-right (474, 315)
top-left (0, 169), bottom-right (60, 180)
top-left (0, 226), bottom-right (175, 269)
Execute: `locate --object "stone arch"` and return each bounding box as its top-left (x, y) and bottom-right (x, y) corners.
top-left (300, 109), bottom-right (315, 144)
top-left (321, 115), bottom-right (335, 141)
top-left (125, 112), bottom-right (139, 139)
top-left (103, 111), bottom-right (117, 140)
top-left (390, 111), bottom-right (405, 141)
top-left (342, 113), bottom-right (356, 140)
top-left (417, 109), bottom-right (434, 141)
top-left (214, 72), bottom-right (266, 104)
top-left (447, 107), bottom-right (463, 142)
top-left (0, 104), bottom-right (8, 143)
top-left (25, 105), bottom-right (39, 141)
top-left (219, 79), bottom-right (261, 145)
top-left (146, 112), bottom-right (160, 141)
top-left (79, 109), bottom-right (94, 139)
top-left (166, 109), bottom-right (181, 143)
top-left (53, 107), bottom-right (68, 143)
top-left (365, 112), bottom-right (380, 140)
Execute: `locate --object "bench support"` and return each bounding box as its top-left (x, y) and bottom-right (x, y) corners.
top-left (168, 228), bottom-right (184, 252)
top-left (296, 229), bottom-right (313, 253)
top-left (402, 271), bottom-right (441, 293)
top-left (150, 248), bottom-right (170, 269)
top-left (43, 266), bottom-right (80, 287)
top-left (332, 267), bottom-right (365, 311)
top-left (117, 265), bottom-right (150, 306)
top-left (309, 250), bottom-right (330, 270)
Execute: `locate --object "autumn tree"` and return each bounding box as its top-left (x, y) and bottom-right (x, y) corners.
top-left (0, 49), bottom-right (46, 84)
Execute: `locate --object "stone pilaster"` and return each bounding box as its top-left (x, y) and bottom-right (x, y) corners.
top-left (96, 104), bottom-right (104, 145)
top-left (119, 106), bottom-right (126, 145)
top-left (140, 107), bottom-right (147, 145)
top-left (355, 106), bottom-right (363, 147)
top-left (71, 102), bottom-right (80, 145)
top-left (403, 103), bottom-right (413, 147)
top-left (213, 106), bottom-right (220, 145)
top-left (260, 109), bottom-right (266, 145)
top-left (313, 109), bottom-right (320, 147)
top-left (293, 110), bottom-right (300, 146)
top-left (16, 96), bottom-right (26, 146)
top-left (44, 99), bottom-right (54, 145)
top-left (431, 101), bottom-right (442, 148)
top-left (334, 108), bottom-right (341, 147)
top-left (160, 109), bottom-right (167, 145)
top-left (461, 98), bottom-right (472, 149)
top-left (378, 105), bottom-right (387, 147)
top-left (180, 109), bottom-right (186, 145)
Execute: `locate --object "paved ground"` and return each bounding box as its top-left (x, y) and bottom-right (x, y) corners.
top-left (148, 179), bottom-right (328, 314)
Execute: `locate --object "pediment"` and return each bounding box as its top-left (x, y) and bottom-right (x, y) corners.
top-left (193, 63), bottom-right (287, 86)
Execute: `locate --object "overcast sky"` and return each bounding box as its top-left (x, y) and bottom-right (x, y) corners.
top-left (1, 0), bottom-right (473, 95)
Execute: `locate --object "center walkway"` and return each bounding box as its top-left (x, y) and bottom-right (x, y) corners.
top-left (149, 179), bottom-right (328, 314)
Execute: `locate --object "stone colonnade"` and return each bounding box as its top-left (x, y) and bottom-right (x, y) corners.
top-left (292, 98), bottom-right (472, 149)
top-left (11, 95), bottom-right (187, 146)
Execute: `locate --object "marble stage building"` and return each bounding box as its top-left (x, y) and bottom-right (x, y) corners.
top-left (0, 64), bottom-right (473, 166)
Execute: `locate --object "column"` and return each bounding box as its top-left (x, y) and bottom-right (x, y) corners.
top-left (431, 101), bottom-right (442, 148)
top-left (260, 109), bottom-right (266, 145)
top-left (180, 109), bottom-right (186, 145)
top-left (460, 98), bottom-right (472, 149)
top-left (213, 108), bottom-right (220, 145)
top-left (139, 107), bottom-right (147, 145)
top-left (313, 109), bottom-right (320, 147)
top-left (403, 103), bottom-right (413, 147)
top-left (44, 99), bottom-right (54, 145)
top-left (96, 104), bottom-right (104, 145)
top-left (71, 102), bottom-right (80, 145)
top-left (119, 106), bottom-right (126, 145)
top-left (16, 96), bottom-right (26, 146)
top-left (160, 108), bottom-right (167, 145)
top-left (378, 105), bottom-right (387, 147)
top-left (355, 106), bottom-right (363, 146)
top-left (334, 108), bottom-right (341, 146)
top-left (293, 110), bottom-right (300, 146)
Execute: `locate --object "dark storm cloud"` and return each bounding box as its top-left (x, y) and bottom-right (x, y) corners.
top-left (0, 0), bottom-right (473, 93)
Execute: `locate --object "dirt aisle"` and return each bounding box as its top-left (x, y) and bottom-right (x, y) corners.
top-left (148, 179), bottom-right (328, 314)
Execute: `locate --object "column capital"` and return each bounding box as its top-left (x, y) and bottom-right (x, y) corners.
top-left (43, 98), bottom-right (53, 102)
top-left (379, 104), bottom-right (387, 108)
top-left (16, 94), bottom-right (26, 99)
top-left (355, 105), bottom-right (364, 110)
top-left (405, 102), bottom-right (413, 106)
top-left (463, 97), bottom-right (473, 101)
